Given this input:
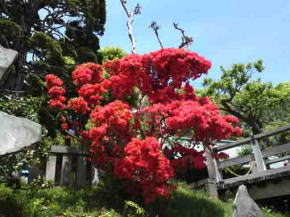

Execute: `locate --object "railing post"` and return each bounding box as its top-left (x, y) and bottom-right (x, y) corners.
top-left (205, 146), bottom-right (222, 198)
top-left (60, 155), bottom-right (72, 186)
top-left (76, 155), bottom-right (87, 187)
top-left (205, 147), bottom-right (223, 182)
top-left (45, 155), bottom-right (57, 182)
top-left (251, 136), bottom-right (266, 172)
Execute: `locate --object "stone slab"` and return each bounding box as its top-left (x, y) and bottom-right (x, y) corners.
top-left (0, 111), bottom-right (42, 155)
top-left (45, 155), bottom-right (57, 182)
top-left (0, 45), bottom-right (18, 82)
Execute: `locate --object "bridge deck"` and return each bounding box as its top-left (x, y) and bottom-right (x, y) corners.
top-left (217, 166), bottom-right (290, 189)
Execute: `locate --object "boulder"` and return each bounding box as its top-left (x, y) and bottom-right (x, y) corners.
top-left (0, 45), bottom-right (18, 83)
top-left (233, 185), bottom-right (263, 217)
top-left (0, 111), bottom-right (42, 155)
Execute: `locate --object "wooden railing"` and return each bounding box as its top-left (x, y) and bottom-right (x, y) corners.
top-left (45, 146), bottom-right (93, 187)
top-left (206, 125), bottom-right (290, 185)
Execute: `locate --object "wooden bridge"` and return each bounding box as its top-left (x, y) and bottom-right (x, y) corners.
top-left (200, 125), bottom-right (290, 200)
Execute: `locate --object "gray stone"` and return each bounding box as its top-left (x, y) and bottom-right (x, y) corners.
top-left (60, 155), bottom-right (72, 185)
top-left (76, 156), bottom-right (87, 187)
top-left (233, 185), bottom-right (263, 217)
top-left (0, 45), bottom-right (18, 82)
top-left (0, 111), bottom-right (42, 155)
top-left (45, 155), bottom-right (57, 182)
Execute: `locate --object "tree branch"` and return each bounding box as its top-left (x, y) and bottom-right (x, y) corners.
top-left (149, 21), bottom-right (164, 48)
top-left (120, 0), bottom-right (141, 54)
top-left (173, 22), bottom-right (193, 49)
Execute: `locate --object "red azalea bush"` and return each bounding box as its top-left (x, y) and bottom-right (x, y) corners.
top-left (45, 48), bottom-right (241, 203)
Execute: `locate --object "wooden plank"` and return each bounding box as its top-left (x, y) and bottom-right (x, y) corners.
top-left (262, 143), bottom-right (290, 157)
top-left (248, 178), bottom-right (290, 200)
top-left (50, 145), bottom-right (88, 155)
top-left (251, 138), bottom-right (266, 172)
top-left (218, 143), bottom-right (290, 170)
top-left (253, 125), bottom-right (290, 140)
top-left (215, 125), bottom-right (290, 152)
top-left (218, 154), bottom-right (254, 169)
top-left (217, 166), bottom-right (290, 189)
top-left (214, 138), bottom-right (251, 152)
top-left (266, 155), bottom-right (290, 165)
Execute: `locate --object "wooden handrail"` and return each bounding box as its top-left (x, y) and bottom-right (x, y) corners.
top-left (217, 142), bottom-right (290, 170)
top-left (214, 125), bottom-right (290, 152)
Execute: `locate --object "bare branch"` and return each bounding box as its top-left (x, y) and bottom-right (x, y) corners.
top-left (149, 21), bottom-right (164, 48)
top-left (120, 0), bottom-right (141, 54)
top-left (173, 22), bottom-right (193, 49)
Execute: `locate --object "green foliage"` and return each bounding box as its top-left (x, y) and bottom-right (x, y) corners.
top-left (203, 60), bottom-right (290, 134)
top-left (151, 181), bottom-right (233, 217)
top-left (237, 145), bottom-right (253, 156)
top-left (99, 47), bottom-right (127, 63)
top-left (0, 96), bottom-right (44, 122)
top-left (124, 201), bottom-right (145, 217)
top-left (262, 207), bottom-right (289, 217)
top-left (0, 0), bottom-right (106, 90)
top-left (0, 182), bottom-right (289, 217)
top-left (31, 32), bottom-right (64, 66)
top-left (0, 185), bottom-right (29, 217)
top-left (0, 19), bottom-right (22, 40)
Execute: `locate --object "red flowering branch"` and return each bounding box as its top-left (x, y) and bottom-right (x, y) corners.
top-left (45, 48), bottom-right (242, 203)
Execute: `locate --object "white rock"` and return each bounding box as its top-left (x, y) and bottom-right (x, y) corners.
top-left (233, 185), bottom-right (263, 217)
top-left (0, 45), bottom-right (18, 82)
top-left (0, 111), bottom-right (41, 155)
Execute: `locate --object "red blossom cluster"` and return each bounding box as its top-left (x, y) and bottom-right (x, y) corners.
top-left (67, 97), bottom-right (89, 114)
top-left (45, 48), bottom-right (242, 203)
top-left (45, 74), bottom-right (66, 109)
top-left (105, 48), bottom-right (211, 103)
top-left (72, 62), bottom-right (104, 85)
top-left (115, 137), bottom-right (174, 203)
top-left (164, 143), bottom-right (206, 172)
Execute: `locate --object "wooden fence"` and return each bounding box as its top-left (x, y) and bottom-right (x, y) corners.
top-left (204, 125), bottom-right (290, 198)
top-left (45, 145), bottom-right (94, 187)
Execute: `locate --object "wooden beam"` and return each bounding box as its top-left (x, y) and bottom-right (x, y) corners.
top-left (217, 143), bottom-right (290, 170)
top-left (217, 166), bottom-right (290, 189)
top-left (248, 178), bottom-right (290, 200)
top-left (251, 138), bottom-right (266, 172)
top-left (214, 138), bottom-right (251, 152)
top-left (262, 143), bottom-right (290, 157)
top-left (266, 155), bottom-right (290, 165)
top-left (215, 125), bottom-right (290, 152)
top-left (50, 145), bottom-right (88, 155)
top-left (218, 154), bottom-right (254, 169)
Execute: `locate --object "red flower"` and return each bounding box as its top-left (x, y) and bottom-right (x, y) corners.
top-left (67, 97), bottom-right (89, 114)
top-left (45, 48), bottom-right (242, 203)
top-left (45, 74), bottom-right (63, 89)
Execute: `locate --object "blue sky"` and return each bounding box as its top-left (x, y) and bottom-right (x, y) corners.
top-left (100, 0), bottom-right (290, 86)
